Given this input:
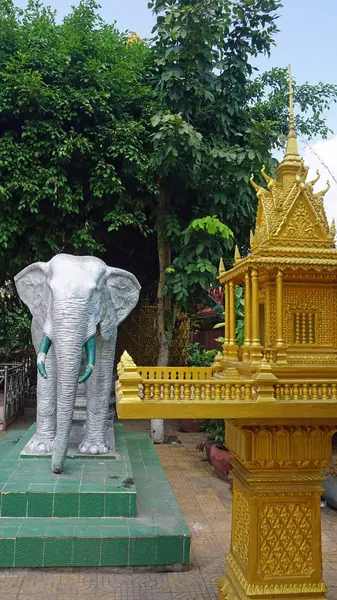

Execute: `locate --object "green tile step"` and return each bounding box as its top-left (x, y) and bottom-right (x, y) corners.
top-left (0, 432), bottom-right (190, 569)
top-left (0, 424), bottom-right (136, 517)
top-left (0, 430), bottom-right (27, 460)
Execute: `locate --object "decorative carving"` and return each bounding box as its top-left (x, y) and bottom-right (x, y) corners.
top-left (232, 490), bottom-right (249, 566)
top-left (283, 286), bottom-right (333, 347)
top-left (258, 502), bottom-right (313, 576)
top-left (225, 554), bottom-right (327, 595)
top-left (225, 422), bottom-right (334, 470)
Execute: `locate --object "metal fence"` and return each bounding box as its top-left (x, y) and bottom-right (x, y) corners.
top-left (0, 351), bottom-right (37, 430)
top-left (0, 363), bottom-right (25, 430)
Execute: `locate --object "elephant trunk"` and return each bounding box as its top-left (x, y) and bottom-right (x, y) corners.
top-left (51, 306), bottom-right (91, 474)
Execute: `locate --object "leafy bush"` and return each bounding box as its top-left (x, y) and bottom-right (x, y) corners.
top-left (200, 419), bottom-right (225, 444)
top-left (0, 283), bottom-right (32, 356)
top-left (185, 342), bottom-right (218, 367)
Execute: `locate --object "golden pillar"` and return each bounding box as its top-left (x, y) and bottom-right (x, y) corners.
top-left (251, 268), bottom-right (262, 363)
top-left (228, 281), bottom-right (237, 360)
top-left (217, 420), bottom-right (333, 600)
top-left (276, 270), bottom-right (283, 345)
top-left (243, 270), bottom-right (251, 362)
top-left (224, 282), bottom-right (230, 358)
top-left (276, 269), bottom-right (287, 364)
top-left (251, 269), bottom-right (259, 344)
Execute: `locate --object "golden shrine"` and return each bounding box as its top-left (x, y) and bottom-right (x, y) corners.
top-left (116, 68), bottom-right (337, 600)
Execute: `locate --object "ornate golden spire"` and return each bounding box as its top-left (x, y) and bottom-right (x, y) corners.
top-left (218, 257), bottom-right (225, 275)
top-left (275, 65), bottom-right (303, 187)
top-left (284, 64), bottom-right (299, 158)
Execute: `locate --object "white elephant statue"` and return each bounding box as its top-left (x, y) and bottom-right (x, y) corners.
top-left (15, 254), bottom-right (141, 474)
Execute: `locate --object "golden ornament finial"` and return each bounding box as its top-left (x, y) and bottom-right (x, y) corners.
top-left (261, 165), bottom-right (276, 190)
top-left (127, 32), bottom-right (141, 45)
top-left (284, 64), bottom-right (299, 157)
top-left (218, 257), bottom-right (225, 275)
top-left (250, 173), bottom-right (269, 199)
top-left (234, 245), bottom-right (241, 262)
top-left (288, 64), bottom-right (295, 134)
top-left (307, 169), bottom-right (320, 190)
top-left (330, 218), bottom-right (336, 240)
top-left (315, 181), bottom-right (331, 202)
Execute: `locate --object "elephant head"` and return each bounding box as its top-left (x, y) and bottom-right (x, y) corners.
top-left (15, 254), bottom-right (140, 472)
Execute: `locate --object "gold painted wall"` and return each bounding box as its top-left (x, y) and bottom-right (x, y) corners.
top-left (115, 301), bottom-right (190, 367)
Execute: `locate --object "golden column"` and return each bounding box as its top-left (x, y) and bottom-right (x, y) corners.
top-left (243, 270), bottom-right (251, 362)
top-left (228, 280), bottom-right (237, 359)
top-left (218, 419), bottom-right (333, 600)
top-left (224, 282), bottom-right (230, 358)
top-left (276, 270), bottom-right (283, 345)
top-left (276, 269), bottom-right (288, 364)
top-left (250, 268), bottom-right (262, 363)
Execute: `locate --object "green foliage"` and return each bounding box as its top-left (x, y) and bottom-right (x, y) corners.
top-left (164, 216), bottom-right (233, 308)
top-left (0, 283), bottom-right (32, 354)
top-left (0, 0), bottom-right (152, 279)
top-left (199, 419), bottom-right (225, 444)
top-left (185, 342), bottom-right (218, 367)
top-left (248, 67), bottom-right (337, 141)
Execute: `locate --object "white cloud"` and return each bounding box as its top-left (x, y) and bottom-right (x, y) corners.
top-left (303, 136), bottom-right (337, 227)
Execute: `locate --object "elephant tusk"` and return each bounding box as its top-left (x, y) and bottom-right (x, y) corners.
top-left (78, 335), bottom-right (96, 384)
top-left (37, 334), bottom-right (52, 379)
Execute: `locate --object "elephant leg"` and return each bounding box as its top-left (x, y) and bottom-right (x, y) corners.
top-left (79, 334), bottom-right (116, 455)
top-left (31, 326), bottom-right (56, 453)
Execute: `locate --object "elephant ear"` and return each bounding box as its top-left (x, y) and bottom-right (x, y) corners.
top-left (14, 262), bottom-right (50, 331)
top-left (100, 267), bottom-right (141, 341)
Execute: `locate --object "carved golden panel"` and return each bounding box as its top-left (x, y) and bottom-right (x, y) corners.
top-left (232, 489), bottom-right (250, 566)
top-left (283, 286), bottom-right (333, 346)
top-left (258, 502), bottom-right (313, 577)
top-left (278, 197), bottom-right (318, 242)
top-left (116, 303), bottom-right (190, 367)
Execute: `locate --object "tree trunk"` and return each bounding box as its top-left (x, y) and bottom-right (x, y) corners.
top-left (151, 185), bottom-right (172, 444)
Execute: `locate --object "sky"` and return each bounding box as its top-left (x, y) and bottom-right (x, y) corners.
top-left (14, 0), bottom-right (337, 224)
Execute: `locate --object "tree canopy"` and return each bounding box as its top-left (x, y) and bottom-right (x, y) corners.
top-left (0, 0), bottom-right (152, 279)
top-left (1, 0), bottom-right (337, 363)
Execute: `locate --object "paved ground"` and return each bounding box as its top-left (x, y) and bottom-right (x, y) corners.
top-left (0, 412), bottom-right (337, 600)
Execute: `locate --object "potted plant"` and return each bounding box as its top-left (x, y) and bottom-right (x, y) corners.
top-left (198, 419), bottom-right (233, 483)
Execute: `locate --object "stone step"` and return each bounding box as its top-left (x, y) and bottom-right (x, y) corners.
top-left (0, 425), bottom-right (136, 518)
top-left (0, 430), bottom-right (190, 569)
top-left (0, 515), bottom-right (190, 568)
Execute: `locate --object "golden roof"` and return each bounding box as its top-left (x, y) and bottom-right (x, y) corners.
top-left (249, 66), bottom-right (333, 255)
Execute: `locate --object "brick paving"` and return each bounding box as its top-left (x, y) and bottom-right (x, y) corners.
top-left (0, 414), bottom-right (337, 599)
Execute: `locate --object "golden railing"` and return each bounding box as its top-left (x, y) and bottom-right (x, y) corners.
top-left (116, 351), bottom-right (257, 404)
top-left (275, 380), bottom-right (337, 401)
top-left (116, 351), bottom-right (337, 420)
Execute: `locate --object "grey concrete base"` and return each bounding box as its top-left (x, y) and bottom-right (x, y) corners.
top-left (20, 422), bottom-right (116, 458)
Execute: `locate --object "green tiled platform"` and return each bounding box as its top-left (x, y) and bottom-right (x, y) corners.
top-left (0, 426), bottom-right (190, 568)
top-left (0, 424), bottom-right (136, 517)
